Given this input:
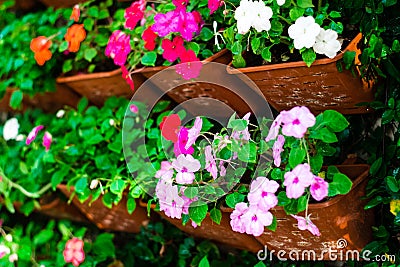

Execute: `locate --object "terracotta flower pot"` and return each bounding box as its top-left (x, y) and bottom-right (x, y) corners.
top-left (57, 184), bottom-right (149, 233)
top-left (38, 0), bottom-right (85, 8)
top-left (226, 33), bottom-right (374, 115)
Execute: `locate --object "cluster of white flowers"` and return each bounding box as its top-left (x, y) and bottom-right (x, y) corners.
top-left (234, 0), bottom-right (273, 34)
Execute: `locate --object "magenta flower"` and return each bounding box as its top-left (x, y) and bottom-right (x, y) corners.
top-left (122, 66), bottom-right (134, 91)
top-left (155, 161), bottom-right (174, 182)
top-left (231, 112), bottom-right (251, 141)
top-left (310, 176), bottom-right (329, 201)
top-left (160, 183), bottom-right (185, 219)
top-left (152, 11), bottom-right (179, 37)
top-left (174, 127), bottom-right (195, 156)
top-left (248, 176), bottom-right (279, 211)
top-left (130, 104), bottom-right (138, 113)
top-left (26, 125), bottom-right (44, 145)
top-left (105, 30), bottom-right (131, 66)
top-left (142, 27), bottom-right (158, 51)
top-left (265, 114), bottom-right (282, 142)
top-left (63, 237), bottom-right (85, 267)
top-left (124, 0), bottom-right (145, 30)
top-left (175, 10), bottom-right (199, 41)
top-left (175, 49), bottom-right (202, 80)
top-left (230, 202), bottom-right (249, 233)
top-left (172, 154), bottom-right (201, 184)
top-left (283, 163), bottom-right (314, 199)
top-left (191, 11), bottom-right (204, 35)
top-left (241, 205), bottom-right (273, 236)
top-left (291, 214), bottom-right (321, 236)
top-left (162, 36), bottom-right (185, 62)
top-left (272, 134), bottom-right (285, 167)
top-left (281, 106), bottom-right (316, 138)
top-left (172, 0), bottom-right (188, 10)
top-left (205, 145), bottom-right (218, 179)
top-left (42, 131), bottom-right (52, 151)
top-left (208, 0), bottom-right (223, 14)
top-left (185, 116), bottom-right (202, 149)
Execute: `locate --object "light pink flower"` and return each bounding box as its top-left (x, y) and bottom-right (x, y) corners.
top-left (0, 245), bottom-right (10, 259)
top-left (63, 237), bottom-right (85, 267)
top-left (8, 254), bottom-right (17, 263)
top-left (205, 145), bottom-right (218, 179)
top-left (105, 30), bottom-right (131, 66)
top-left (124, 0), bottom-right (146, 30)
top-left (155, 161), bottom-right (174, 182)
top-left (219, 161), bottom-right (227, 176)
top-left (231, 112), bottom-right (251, 141)
top-left (130, 104), bottom-right (138, 113)
top-left (272, 134), bottom-right (285, 167)
top-left (185, 117), bottom-right (202, 149)
top-left (283, 163), bottom-right (314, 199)
top-left (310, 176), bottom-right (329, 201)
top-left (174, 127), bottom-right (195, 156)
top-left (42, 131), bottom-right (52, 151)
top-left (241, 205), bottom-right (273, 236)
top-left (291, 214), bottom-right (321, 236)
top-left (230, 202), bottom-right (248, 233)
top-left (181, 187), bottom-right (197, 214)
top-left (265, 114), bottom-right (282, 142)
top-left (280, 106), bottom-right (316, 138)
top-left (248, 176), bottom-right (279, 211)
top-left (172, 154), bottom-right (201, 184)
top-left (160, 184), bottom-right (185, 219)
top-left (26, 125), bottom-right (44, 145)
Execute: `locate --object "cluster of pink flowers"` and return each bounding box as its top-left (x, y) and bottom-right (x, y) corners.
top-left (26, 125), bottom-right (52, 151)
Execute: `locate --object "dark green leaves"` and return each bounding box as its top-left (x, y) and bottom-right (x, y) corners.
top-left (328, 173), bottom-right (353, 197)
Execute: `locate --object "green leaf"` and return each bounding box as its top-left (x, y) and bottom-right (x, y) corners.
top-left (237, 142), bottom-right (257, 163)
top-left (251, 38), bottom-right (261, 53)
top-left (228, 119), bottom-right (248, 131)
top-left (343, 51), bottom-right (356, 69)
top-left (232, 54), bottom-right (246, 68)
top-left (266, 216), bottom-right (277, 231)
top-left (110, 180), bottom-right (125, 195)
top-left (188, 201), bottom-right (208, 225)
top-left (51, 169), bottom-right (68, 190)
top-left (297, 195), bottom-right (308, 212)
top-left (93, 233), bottom-right (115, 258)
top-left (88, 6), bottom-right (99, 17)
top-left (328, 173), bottom-right (353, 197)
top-left (184, 187), bottom-right (199, 199)
top-left (84, 48), bottom-right (97, 62)
top-left (382, 110), bottom-right (395, 124)
top-left (310, 154), bottom-right (323, 173)
top-left (322, 110), bottom-right (349, 132)
top-left (187, 42), bottom-right (200, 55)
top-left (386, 176), bottom-right (399, 193)
top-left (210, 208), bottom-right (222, 225)
top-left (364, 196), bottom-right (383, 209)
top-left (33, 229), bottom-right (54, 245)
top-left (83, 18), bottom-right (94, 31)
top-left (329, 11), bottom-right (341, 18)
top-left (382, 0), bottom-right (397, 6)
top-left (88, 134), bottom-right (104, 145)
top-left (200, 27), bottom-right (214, 42)
top-left (59, 41), bottom-right (69, 52)
top-left (231, 41), bottom-right (242, 55)
top-left (289, 7), bottom-right (305, 21)
top-left (77, 97), bottom-right (88, 113)
top-left (310, 127), bottom-right (338, 143)
top-left (301, 48), bottom-right (316, 67)
top-left (254, 262), bottom-right (267, 267)
top-left (62, 59), bottom-right (73, 73)
top-left (226, 192), bottom-right (245, 208)
top-left (127, 197), bottom-right (137, 214)
top-left (10, 90), bottom-right (23, 109)
top-left (392, 39), bottom-right (400, 53)
top-left (199, 256), bottom-right (210, 267)
top-left (75, 178), bottom-right (88, 194)
top-left (289, 147), bottom-right (306, 168)
top-left (370, 157), bottom-right (382, 176)
top-left (141, 51), bottom-right (157, 66)
top-left (297, 0), bottom-right (314, 8)
top-left (261, 47), bottom-right (272, 62)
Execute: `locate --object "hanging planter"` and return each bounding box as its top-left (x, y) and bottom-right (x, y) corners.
top-left (57, 184), bottom-right (150, 233)
top-left (226, 33), bottom-right (374, 115)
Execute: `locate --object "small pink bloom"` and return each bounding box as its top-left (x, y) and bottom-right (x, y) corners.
top-left (63, 238), bottom-right (85, 267)
top-left (205, 145), bottom-right (218, 179)
top-left (231, 112), bottom-right (251, 141)
top-left (155, 161), bottom-right (174, 182)
top-left (265, 114), bottom-right (282, 142)
top-left (0, 245), bottom-right (10, 259)
top-left (281, 106), bottom-right (316, 138)
top-left (121, 66), bottom-right (134, 91)
top-left (160, 184), bottom-right (185, 219)
top-left (172, 154), bottom-right (201, 184)
top-left (272, 134), bottom-right (285, 167)
top-left (181, 187), bottom-right (197, 214)
top-left (105, 30), bottom-right (131, 66)
top-left (8, 253), bottom-right (17, 263)
top-left (152, 11), bottom-right (179, 37)
top-left (129, 104), bottom-right (139, 113)
top-left (162, 36), bottom-right (185, 62)
top-left (42, 131), bottom-right (52, 151)
top-left (230, 202), bottom-right (248, 233)
top-left (248, 176), bottom-right (279, 211)
top-left (174, 127), bottom-right (195, 156)
top-left (241, 205), bottom-right (273, 236)
top-left (219, 161), bottom-right (227, 176)
top-left (172, 0), bottom-right (188, 10)
top-left (124, 0), bottom-right (146, 30)
top-left (175, 49), bottom-right (202, 80)
top-left (208, 0), bottom-right (223, 14)
top-left (175, 10), bottom-right (199, 41)
top-left (283, 163), bottom-right (314, 199)
top-left (142, 27), bottom-right (158, 51)
top-left (191, 11), bottom-right (204, 35)
top-left (310, 176), bottom-right (329, 201)
top-left (185, 117), bottom-right (202, 149)
top-left (291, 214), bottom-right (321, 236)
top-left (26, 125), bottom-right (44, 145)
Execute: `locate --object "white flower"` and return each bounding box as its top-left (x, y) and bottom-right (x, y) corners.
top-left (252, 1), bottom-right (273, 32)
top-left (288, 16), bottom-right (321, 50)
top-left (277, 0), bottom-right (285, 5)
top-left (0, 244), bottom-right (10, 258)
top-left (90, 179), bottom-right (99, 189)
top-left (3, 118), bottom-right (19, 141)
top-left (15, 134), bottom-right (24, 141)
top-left (4, 235), bottom-right (12, 242)
top-left (313, 28), bottom-right (341, 58)
top-left (235, 0), bottom-right (254, 34)
top-left (8, 253), bottom-right (17, 263)
top-left (56, 109), bottom-right (65, 118)
top-left (109, 119), bottom-right (115, 126)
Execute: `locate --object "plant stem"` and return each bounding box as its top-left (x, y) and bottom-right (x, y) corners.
top-left (302, 138), bottom-right (311, 165)
top-left (318, 0), bottom-right (322, 12)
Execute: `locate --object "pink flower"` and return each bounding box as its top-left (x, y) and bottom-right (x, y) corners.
top-left (265, 114), bottom-right (282, 142)
top-left (175, 49), bottom-right (202, 80)
top-left (162, 36), bottom-right (185, 62)
top-left (175, 10), bottom-right (199, 41)
top-left (208, 0), bottom-right (223, 14)
top-left (191, 11), bottom-right (204, 35)
top-left (291, 214), bottom-right (321, 236)
top-left (160, 114), bottom-right (181, 143)
top-left (174, 127), bottom-right (195, 156)
top-left (272, 134), bottom-right (285, 167)
top-left (283, 163), bottom-right (314, 199)
top-left (130, 104), bottom-right (138, 113)
top-left (121, 66), bottom-right (134, 91)
top-left (142, 27), bottom-right (158, 51)
top-left (281, 106), bottom-right (316, 138)
top-left (42, 131), bottom-right (52, 151)
top-left (248, 176), bottom-right (279, 211)
top-left (205, 145), bottom-right (218, 179)
top-left (124, 0), bottom-right (146, 30)
top-left (230, 202), bottom-right (248, 233)
top-left (0, 245), bottom-right (10, 259)
top-left (310, 176), bottom-right (329, 201)
top-left (231, 112), bottom-right (251, 141)
top-left (155, 161), bottom-right (174, 182)
top-left (8, 254), bottom-right (17, 263)
top-left (172, 0), bottom-right (188, 10)
top-left (181, 187), bottom-right (197, 214)
top-left (63, 237), bottom-right (85, 267)
top-left (172, 154), bottom-right (201, 184)
top-left (241, 205), bottom-right (273, 236)
top-left (160, 184), bottom-right (185, 219)
top-left (26, 125), bottom-right (44, 145)
top-left (185, 117), bottom-right (202, 149)
top-left (219, 161), bottom-right (227, 176)
top-left (152, 11), bottom-right (179, 37)
top-left (105, 30), bottom-right (131, 66)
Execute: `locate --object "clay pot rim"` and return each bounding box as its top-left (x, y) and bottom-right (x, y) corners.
top-left (226, 33), bottom-right (362, 74)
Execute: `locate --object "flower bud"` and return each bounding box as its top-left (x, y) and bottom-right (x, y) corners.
top-left (90, 179), bottom-right (99, 189)
top-left (5, 235), bottom-right (12, 242)
top-left (109, 119), bottom-right (115, 126)
top-left (56, 110), bottom-right (65, 118)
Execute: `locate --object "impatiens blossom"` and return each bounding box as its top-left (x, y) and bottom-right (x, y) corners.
top-left (152, 11), bottom-right (179, 37)
top-left (174, 127), bottom-right (195, 156)
top-left (3, 118), bottom-right (19, 141)
top-left (63, 237), bottom-right (85, 267)
top-left (208, 0), bottom-right (223, 14)
top-left (0, 244), bottom-right (10, 258)
top-left (130, 104), bottom-right (139, 113)
top-left (142, 27), bottom-right (158, 51)
top-left (64, 24), bottom-right (86, 52)
top-left (283, 163), bottom-right (314, 199)
top-left (251, 1), bottom-right (273, 32)
top-left (172, 0), bottom-right (188, 10)
top-left (162, 36), bottom-right (185, 62)
top-left (219, 161), bottom-right (227, 176)
top-left (277, 0), bottom-right (285, 5)
top-left (175, 49), bottom-right (202, 80)
top-left (205, 145), bottom-right (218, 179)
top-left (70, 5), bottom-right (80, 22)
top-left (43, 131), bottom-right (52, 151)
top-left (191, 11), bottom-right (204, 35)
top-left (159, 183), bottom-right (185, 219)
top-left (30, 36), bottom-right (52, 66)
top-left (241, 205), bottom-right (274, 236)
top-left (230, 202), bottom-right (249, 233)
top-left (124, 0), bottom-right (146, 30)
top-left (313, 28), bottom-right (341, 58)
top-left (231, 112), bottom-right (251, 141)
top-left (121, 66), bottom-right (135, 91)
top-left (160, 114), bottom-right (181, 142)
top-left (272, 134), bottom-right (285, 167)
top-left (291, 214), bottom-right (321, 236)
top-left (155, 161), bottom-right (174, 182)
top-left (26, 125), bottom-right (44, 145)
top-left (185, 117), bottom-right (202, 149)
top-left (280, 106), bottom-right (316, 138)
top-left (235, 0), bottom-right (254, 34)
top-left (8, 254), bottom-right (17, 263)
top-left (265, 114), bottom-right (282, 142)
top-left (234, 0), bottom-right (273, 34)
top-left (288, 16), bottom-right (321, 50)
top-left (172, 154), bottom-right (201, 184)
top-left (175, 10), bottom-right (200, 41)
top-left (310, 176), bottom-right (329, 201)
top-left (248, 176), bottom-right (279, 211)
top-left (105, 30), bottom-right (131, 66)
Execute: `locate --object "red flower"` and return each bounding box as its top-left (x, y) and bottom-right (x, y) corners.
top-left (191, 11), bottom-right (204, 34)
top-left (161, 36), bottom-right (185, 62)
top-left (175, 49), bottom-right (202, 80)
top-left (63, 238), bottom-right (85, 267)
top-left (70, 4), bottom-right (80, 22)
top-left (208, 0), bottom-right (223, 14)
top-left (142, 27), bottom-right (158, 51)
top-left (160, 114), bottom-right (181, 143)
top-left (121, 66), bottom-right (134, 91)
top-left (65, 24), bottom-right (86, 52)
top-left (30, 36), bottom-right (52, 66)
top-left (172, 0), bottom-right (188, 10)
top-left (124, 0), bottom-right (146, 30)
